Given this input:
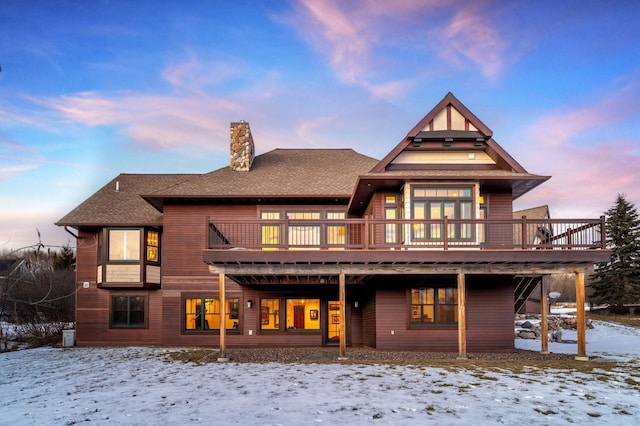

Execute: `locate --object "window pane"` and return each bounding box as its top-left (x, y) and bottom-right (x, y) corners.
top-left (261, 299), bottom-right (280, 330)
top-left (260, 211), bottom-right (281, 219)
top-left (289, 225), bottom-right (321, 245)
top-left (422, 306), bottom-right (434, 322)
top-left (146, 231), bottom-right (159, 262)
top-left (286, 299), bottom-right (320, 330)
top-left (261, 225), bottom-right (280, 245)
top-left (129, 296), bottom-right (145, 326)
top-left (112, 296), bottom-right (128, 326)
top-left (327, 225), bottom-right (345, 245)
top-left (287, 212), bottom-right (321, 219)
top-left (327, 212), bottom-right (346, 219)
top-left (109, 230), bottom-right (140, 261)
top-left (385, 195), bottom-right (397, 204)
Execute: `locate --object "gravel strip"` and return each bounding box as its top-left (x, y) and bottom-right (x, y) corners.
top-left (203, 346), bottom-right (578, 364)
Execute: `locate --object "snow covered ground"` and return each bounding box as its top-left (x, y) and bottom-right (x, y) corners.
top-left (1, 319), bottom-right (639, 425)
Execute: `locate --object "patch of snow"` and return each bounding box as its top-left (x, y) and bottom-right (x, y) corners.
top-left (1, 319), bottom-right (639, 424)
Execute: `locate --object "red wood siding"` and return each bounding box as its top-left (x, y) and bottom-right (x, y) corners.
top-left (466, 276), bottom-right (515, 352)
top-left (362, 296), bottom-right (377, 347)
top-left (162, 204), bottom-right (256, 276)
top-left (486, 190), bottom-right (514, 247)
top-left (76, 288), bottom-right (163, 346)
top-left (371, 276), bottom-right (514, 352)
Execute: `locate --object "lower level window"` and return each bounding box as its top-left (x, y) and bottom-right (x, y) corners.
top-left (260, 298), bottom-right (280, 330)
top-left (410, 287), bottom-right (457, 324)
top-left (111, 295), bottom-right (145, 328)
top-left (286, 298), bottom-right (320, 331)
top-left (184, 297), bottom-right (240, 331)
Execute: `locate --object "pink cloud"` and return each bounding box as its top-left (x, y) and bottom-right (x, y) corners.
top-left (439, 6), bottom-right (506, 79)
top-left (35, 90), bottom-right (243, 153)
top-left (286, 1), bottom-right (506, 98)
top-left (515, 88), bottom-right (640, 218)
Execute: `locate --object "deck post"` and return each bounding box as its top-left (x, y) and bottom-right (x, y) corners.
top-left (575, 272), bottom-right (588, 360)
top-left (217, 273), bottom-right (229, 362)
top-left (457, 273), bottom-right (467, 359)
top-left (339, 272), bottom-right (347, 359)
top-left (540, 275), bottom-right (550, 354)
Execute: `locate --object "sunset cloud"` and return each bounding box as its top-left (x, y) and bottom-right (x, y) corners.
top-left (514, 87), bottom-right (640, 217)
top-left (439, 7), bottom-right (506, 79)
top-left (35, 90), bottom-right (243, 153)
top-left (285, 1), bottom-right (506, 97)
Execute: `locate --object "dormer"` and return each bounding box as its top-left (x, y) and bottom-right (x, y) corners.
top-left (348, 93), bottom-right (549, 216)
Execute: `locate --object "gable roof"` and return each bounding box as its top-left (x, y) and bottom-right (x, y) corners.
top-left (347, 93), bottom-right (549, 215)
top-left (143, 149), bottom-right (378, 211)
top-left (55, 174), bottom-right (198, 227)
top-left (370, 92), bottom-right (527, 174)
top-left (514, 205), bottom-right (550, 220)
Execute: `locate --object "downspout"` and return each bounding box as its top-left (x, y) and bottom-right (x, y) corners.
top-left (63, 226), bottom-right (78, 240)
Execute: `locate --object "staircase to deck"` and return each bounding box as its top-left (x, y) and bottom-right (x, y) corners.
top-left (514, 275), bottom-right (542, 313)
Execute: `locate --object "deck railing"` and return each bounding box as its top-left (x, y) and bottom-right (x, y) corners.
top-left (208, 216), bottom-right (606, 251)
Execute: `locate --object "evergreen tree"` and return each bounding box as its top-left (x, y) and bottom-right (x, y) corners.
top-left (53, 245), bottom-right (76, 271)
top-left (590, 194), bottom-right (640, 307)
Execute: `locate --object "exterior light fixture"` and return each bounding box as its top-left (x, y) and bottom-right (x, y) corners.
top-left (247, 300), bottom-right (253, 308)
top-left (354, 301), bottom-right (359, 308)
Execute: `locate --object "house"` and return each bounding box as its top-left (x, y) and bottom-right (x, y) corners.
top-left (56, 93), bottom-right (609, 358)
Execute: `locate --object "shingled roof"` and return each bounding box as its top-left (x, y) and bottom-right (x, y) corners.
top-left (143, 149), bottom-right (379, 210)
top-left (55, 174), bottom-right (198, 227)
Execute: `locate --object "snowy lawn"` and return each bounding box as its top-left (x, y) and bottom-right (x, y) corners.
top-left (1, 320), bottom-right (639, 425)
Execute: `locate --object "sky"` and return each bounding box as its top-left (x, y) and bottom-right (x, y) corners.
top-left (1, 0), bottom-right (640, 251)
top-left (1, 316), bottom-right (639, 424)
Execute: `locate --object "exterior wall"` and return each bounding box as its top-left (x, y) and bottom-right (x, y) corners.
top-left (362, 296), bottom-right (377, 347)
top-left (466, 276), bottom-right (514, 352)
top-left (485, 190), bottom-right (514, 247)
top-left (372, 275), bottom-right (514, 352)
top-left (162, 204), bottom-right (257, 276)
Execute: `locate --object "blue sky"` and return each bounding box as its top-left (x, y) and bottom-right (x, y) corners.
top-left (1, 0), bottom-right (639, 251)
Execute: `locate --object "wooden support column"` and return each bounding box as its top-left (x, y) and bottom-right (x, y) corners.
top-left (575, 272), bottom-right (588, 361)
top-left (457, 273), bottom-right (467, 359)
top-left (339, 273), bottom-right (347, 359)
top-left (540, 275), bottom-right (550, 354)
top-left (217, 273), bottom-right (229, 362)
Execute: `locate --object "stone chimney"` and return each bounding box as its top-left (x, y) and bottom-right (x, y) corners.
top-left (230, 121), bottom-right (255, 172)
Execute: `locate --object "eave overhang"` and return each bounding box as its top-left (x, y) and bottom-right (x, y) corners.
top-left (203, 249), bottom-right (609, 285)
top-left (143, 194), bottom-right (352, 212)
top-left (347, 173), bottom-right (549, 216)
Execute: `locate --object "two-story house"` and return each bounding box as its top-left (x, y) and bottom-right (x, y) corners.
top-left (56, 93), bottom-right (609, 359)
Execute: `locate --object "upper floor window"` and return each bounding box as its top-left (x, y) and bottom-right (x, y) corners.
top-left (326, 211), bottom-right (346, 245)
top-left (385, 194), bottom-right (400, 244)
top-left (102, 228), bottom-right (161, 263)
top-left (259, 210), bottom-right (347, 247)
top-left (108, 230), bottom-right (140, 261)
top-left (287, 211), bottom-right (321, 246)
top-left (411, 187), bottom-right (473, 241)
top-left (146, 230), bottom-right (159, 262)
